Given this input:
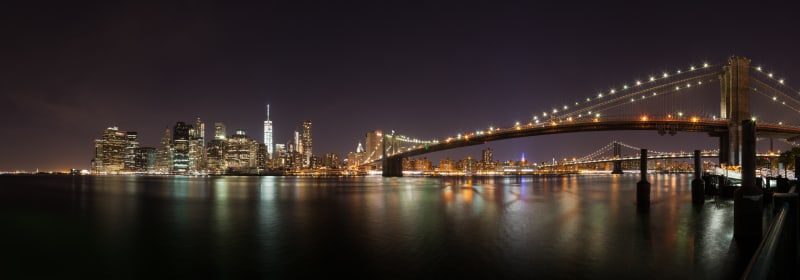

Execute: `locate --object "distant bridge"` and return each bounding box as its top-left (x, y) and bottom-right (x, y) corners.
top-left (535, 141), bottom-right (779, 169)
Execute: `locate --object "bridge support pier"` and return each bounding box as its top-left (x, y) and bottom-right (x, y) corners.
top-left (611, 141), bottom-right (623, 174)
top-left (734, 119), bottom-right (762, 249)
top-left (637, 149), bottom-right (650, 210)
top-left (718, 133), bottom-right (730, 166)
top-left (612, 161), bottom-right (623, 174)
top-left (692, 150), bottom-right (705, 204)
top-left (795, 157), bottom-right (800, 180)
top-left (382, 156), bottom-right (404, 177)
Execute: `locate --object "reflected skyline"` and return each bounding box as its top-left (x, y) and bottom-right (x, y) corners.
top-left (2, 174), bottom-right (734, 278)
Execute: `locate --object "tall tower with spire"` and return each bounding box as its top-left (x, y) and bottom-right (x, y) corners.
top-left (264, 104), bottom-right (273, 158)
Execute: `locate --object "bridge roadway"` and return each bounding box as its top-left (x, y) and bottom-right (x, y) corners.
top-left (385, 118), bottom-right (800, 160)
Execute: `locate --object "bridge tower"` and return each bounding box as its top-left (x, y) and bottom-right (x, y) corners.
top-left (718, 56), bottom-right (751, 166)
top-left (382, 133), bottom-right (403, 177)
top-left (611, 141), bottom-right (623, 174)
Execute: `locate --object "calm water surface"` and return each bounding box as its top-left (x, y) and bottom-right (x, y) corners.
top-left (1, 174), bottom-right (735, 279)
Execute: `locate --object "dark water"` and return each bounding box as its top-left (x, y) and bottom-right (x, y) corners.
top-left (0, 174), bottom-right (736, 279)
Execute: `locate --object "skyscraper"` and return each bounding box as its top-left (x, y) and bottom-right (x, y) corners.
top-left (195, 117), bottom-right (205, 147)
top-left (294, 131), bottom-right (301, 153)
top-left (225, 129), bottom-right (260, 172)
top-left (172, 121), bottom-right (192, 173)
top-left (192, 117), bottom-right (206, 171)
top-left (205, 138), bottom-right (226, 174)
top-left (301, 120), bottom-right (312, 167)
top-left (214, 122), bottom-right (226, 140)
top-left (92, 126), bottom-right (128, 174)
top-left (482, 148), bottom-right (493, 163)
top-left (155, 127), bottom-right (172, 173)
top-left (264, 104), bottom-right (273, 158)
top-left (124, 132), bottom-right (139, 171)
top-left (135, 147), bottom-right (156, 172)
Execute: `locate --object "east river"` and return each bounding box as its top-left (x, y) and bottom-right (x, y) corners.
top-left (1, 174), bottom-right (739, 279)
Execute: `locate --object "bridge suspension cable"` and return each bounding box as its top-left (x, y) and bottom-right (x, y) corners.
top-left (750, 64), bottom-right (800, 124)
top-left (535, 63), bottom-right (721, 124)
top-left (751, 77), bottom-right (800, 115)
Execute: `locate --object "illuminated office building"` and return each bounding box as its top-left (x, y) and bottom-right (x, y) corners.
top-left (124, 132), bottom-right (140, 171)
top-left (172, 122), bottom-right (192, 173)
top-left (301, 120), bottom-right (312, 167)
top-left (155, 127), bottom-right (172, 173)
top-left (135, 147), bottom-right (156, 172)
top-left (321, 153), bottom-right (340, 169)
top-left (264, 104), bottom-right (273, 158)
top-left (205, 139), bottom-right (227, 174)
top-left (214, 122), bottom-right (226, 140)
top-left (92, 126), bottom-right (128, 174)
top-left (224, 130), bottom-right (259, 172)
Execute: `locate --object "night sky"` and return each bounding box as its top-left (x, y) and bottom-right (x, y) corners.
top-left (2, 1), bottom-right (799, 171)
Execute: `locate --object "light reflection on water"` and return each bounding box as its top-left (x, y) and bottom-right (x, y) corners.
top-left (1, 174), bottom-right (734, 279)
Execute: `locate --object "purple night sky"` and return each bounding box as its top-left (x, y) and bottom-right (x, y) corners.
top-left (2, 1), bottom-right (799, 171)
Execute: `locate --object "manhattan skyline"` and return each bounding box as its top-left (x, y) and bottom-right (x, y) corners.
top-left (2, 1), bottom-right (800, 171)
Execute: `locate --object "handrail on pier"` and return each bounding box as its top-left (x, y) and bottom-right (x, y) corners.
top-left (741, 186), bottom-right (798, 280)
